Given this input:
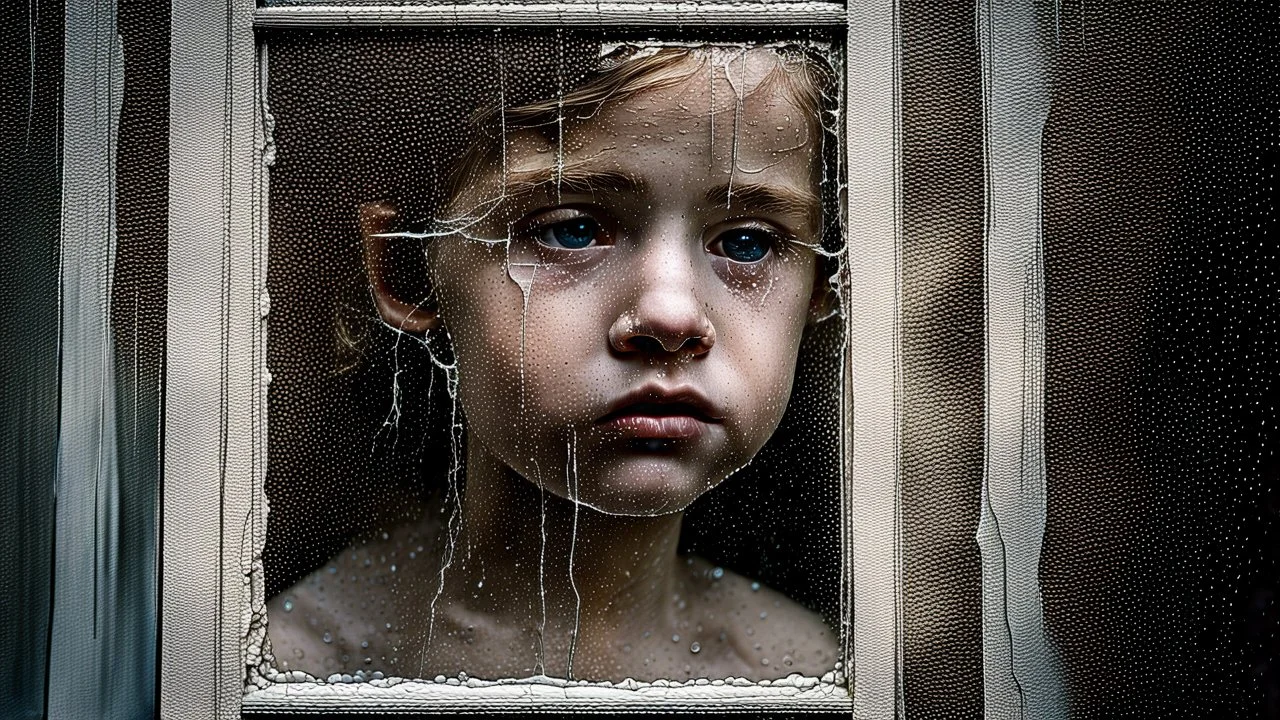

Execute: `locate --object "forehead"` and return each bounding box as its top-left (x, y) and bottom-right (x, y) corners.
top-left (505, 48), bottom-right (820, 184)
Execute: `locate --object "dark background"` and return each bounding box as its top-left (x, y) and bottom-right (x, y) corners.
top-left (896, 1), bottom-right (1277, 718)
top-left (1, 0), bottom-right (169, 717)
top-left (1038, 2), bottom-right (1276, 717)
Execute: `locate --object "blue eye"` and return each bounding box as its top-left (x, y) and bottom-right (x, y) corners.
top-left (538, 217), bottom-right (601, 249)
top-left (712, 228), bottom-right (775, 263)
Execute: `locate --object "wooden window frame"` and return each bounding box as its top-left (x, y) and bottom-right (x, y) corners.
top-left (159, 0), bottom-right (904, 715)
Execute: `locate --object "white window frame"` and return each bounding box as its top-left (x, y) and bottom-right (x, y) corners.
top-left (160, 0), bottom-right (904, 715)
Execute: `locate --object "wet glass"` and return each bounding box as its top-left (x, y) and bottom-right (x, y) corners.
top-left (261, 31), bottom-right (845, 686)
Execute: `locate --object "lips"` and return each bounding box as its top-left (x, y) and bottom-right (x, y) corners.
top-left (596, 386), bottom-right (723, 440)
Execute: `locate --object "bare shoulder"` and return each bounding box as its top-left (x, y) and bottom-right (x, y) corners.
top-left (265, 567), bottom-right (340, 678)
top-left (266, 519), bottom-right (434, 678)
top-left (681, 556), bottom-right (839, 679)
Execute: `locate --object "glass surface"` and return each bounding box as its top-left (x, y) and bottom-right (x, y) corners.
top-left (261, 30), bottom-right (845, 684)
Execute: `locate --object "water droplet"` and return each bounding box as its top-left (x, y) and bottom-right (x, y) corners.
top-left (761, 658), bottom-right (770, 666)
top-left (292, 647), bottom-right (305, 659)
top-left (783, 655), bottom-right (794, 666)
top-left (751, 582), bottom-right (760, 592)
top-left (390, 564), bottom-right (396, 573)
top-left (477, 580), bottom-right (484, 588)
top-left (282, 598), bottom-right (294, 612)
top-left (760, 611), bottom-right (768, 620)
top-left (458, 672), bottom-right (469, 682)
top-left (360, 640), bottom-right (369, 649)
top-left (690, 642), bottom-right (701, 654)
top-left (327, 566), bottom-right (337, 574)
top-left (322, 632), bottom-right (333, 644)
top-left (434, 675), bottom-right (447, 683)
top-left (671, 634), bottom-right (680, 643)
top-left (711, 566), bottom-right (724, 579)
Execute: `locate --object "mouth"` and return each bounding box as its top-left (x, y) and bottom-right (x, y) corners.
top-left (596, 386), bottom-right (724, 441)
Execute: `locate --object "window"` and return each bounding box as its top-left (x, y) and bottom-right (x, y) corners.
top-left (159, 0), bottom-right (899, 715)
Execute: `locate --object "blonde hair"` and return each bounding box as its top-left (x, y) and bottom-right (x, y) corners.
top-left (442, 44), bottom-right (841, 232)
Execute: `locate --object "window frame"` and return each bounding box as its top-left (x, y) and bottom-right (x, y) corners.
top-left (159, 0), bottom-right (905, 715)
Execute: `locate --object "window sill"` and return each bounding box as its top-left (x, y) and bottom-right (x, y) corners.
top-left (242, 674), bottom-right (852, 713)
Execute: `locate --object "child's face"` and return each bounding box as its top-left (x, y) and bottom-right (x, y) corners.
top-left (432, 49), bottom-right (824, 515)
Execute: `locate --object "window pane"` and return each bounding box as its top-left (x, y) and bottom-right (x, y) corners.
top-left (260, 29), bottom-right (846, 685)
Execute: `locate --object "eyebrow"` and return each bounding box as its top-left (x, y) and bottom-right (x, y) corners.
top-left (704, 182), bottom-right (822, 230)
top-left (506, 165), bottom-right (645, 196)
top-left (503, 166), bottom-right (821, 229)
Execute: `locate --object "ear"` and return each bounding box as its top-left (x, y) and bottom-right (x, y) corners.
top-left (359, 200), bottom-right (441, 334)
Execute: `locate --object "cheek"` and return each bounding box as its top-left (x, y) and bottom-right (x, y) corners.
top-left (517, 282), bottom-right (616, 418)
top-left (435, 252), bottom-right (614, 430)
top-left (432, 246), bottom-right (528, 421)
top-left (714, 275), bottom-right (813, 442)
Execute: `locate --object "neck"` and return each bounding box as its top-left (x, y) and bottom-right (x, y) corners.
top-left (436, 437), bottom-right (687, 660)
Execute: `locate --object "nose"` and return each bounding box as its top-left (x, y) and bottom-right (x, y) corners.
top-left (608, 247), bottom-right (716, 357)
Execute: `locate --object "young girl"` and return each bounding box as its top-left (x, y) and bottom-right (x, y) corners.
top-left (267, 41), bottom-right (843, 684)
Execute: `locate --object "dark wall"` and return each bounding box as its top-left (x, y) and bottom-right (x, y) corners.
top-left (0, 2), bottom-right (65, 717)
top-left (1040, 2), bottom-right (1277, 717)
top-left (0, 0), bottom-right (168, 716)
top-left (113, 0), bottom-right (170, 712)
top-left (900, 0), bottom-right (986, 717)
top-left (897, 2), bottom-right (1277, 717)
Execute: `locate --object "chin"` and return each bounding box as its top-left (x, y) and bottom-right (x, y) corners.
top-left (568, 458), bottom-right (730, 517)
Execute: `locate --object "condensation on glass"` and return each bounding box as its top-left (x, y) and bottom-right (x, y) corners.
top-left (254, 30), bottom-right (848, 688)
